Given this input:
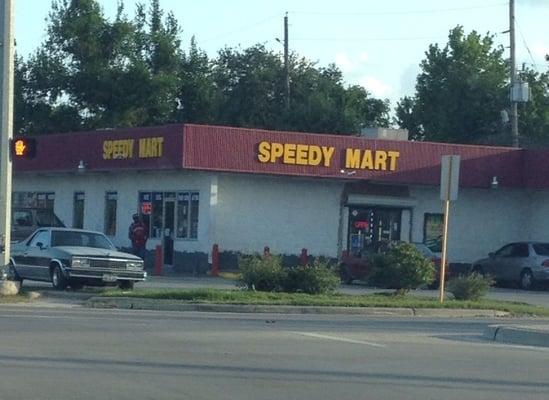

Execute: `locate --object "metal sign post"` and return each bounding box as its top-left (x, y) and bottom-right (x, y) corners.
top-left (439, 155), bottom-right (460, 303)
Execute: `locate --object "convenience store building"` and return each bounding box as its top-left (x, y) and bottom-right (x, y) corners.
top-left (12, 124), bottom-right (549, 272)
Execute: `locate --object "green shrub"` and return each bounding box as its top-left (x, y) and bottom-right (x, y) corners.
top-left (447, 273), bottom-right (494, 301)
top-left (284, 259), bottom-right (340, 294)
top-left (238, 254), bottom-right (285, 292)
top-left (367, 242), bottom-right (435, 294)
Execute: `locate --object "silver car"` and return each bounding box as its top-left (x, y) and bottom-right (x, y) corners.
top-left (471, 242), bottom-right (549, 290)
top-left (9, 227), bottom-right (146, 290)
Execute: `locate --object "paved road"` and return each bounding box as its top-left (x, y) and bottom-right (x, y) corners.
top-left (0, 306), bottom-right (548, 400)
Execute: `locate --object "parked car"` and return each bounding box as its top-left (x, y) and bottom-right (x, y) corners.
top-left (339, 242), bottom-right (450, 285)
top-left (8, 227), bottom-right (146, 290)
top-left (471, 242), bottom-right (549, 290)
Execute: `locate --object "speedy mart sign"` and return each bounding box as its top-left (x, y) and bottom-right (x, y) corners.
top-left (257, 141), bottom-right (400, 171)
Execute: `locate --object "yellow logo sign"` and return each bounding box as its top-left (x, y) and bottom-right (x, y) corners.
top-left (257, 140), bottom-right (400, 171)
top-left (103, 136), bottom-right (165, 160)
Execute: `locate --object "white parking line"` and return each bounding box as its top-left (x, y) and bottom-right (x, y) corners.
top-left (290, 331), bottom-right (386, 348)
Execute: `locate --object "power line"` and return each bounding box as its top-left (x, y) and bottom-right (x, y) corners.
top-left (290, 2), bottom-right (507, 17)
top-left (200, 14), bottom-right (280, 44)
top-left (515, 18), bottom-right (540, 72)
top-left (293, 36), bottom-right (446, 42)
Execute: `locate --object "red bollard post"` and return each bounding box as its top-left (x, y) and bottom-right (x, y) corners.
top-left (263, 246), bottom-right (270, 257)
top-left (154, 245), bottom-right (163, 276)
top-left (211, 244), bottom-right (220, 277)
top-left (300, 248), bottom-right (308, 266)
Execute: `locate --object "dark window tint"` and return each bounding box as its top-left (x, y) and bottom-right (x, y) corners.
top-left (512, 243), bottom-right (529, 257)
top-left (36, 209), bottom-right (64, 227)
top-left (533, 243), bottom-right (549, 256)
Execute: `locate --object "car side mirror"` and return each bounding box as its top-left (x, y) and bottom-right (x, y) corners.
top-left (488, 252), bottom-right (495, 258)
top-left (37, 242), bottom-right (47, 250)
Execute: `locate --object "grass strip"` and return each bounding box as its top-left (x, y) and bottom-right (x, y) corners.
top-left (100, 288), bottom-right (549, 317)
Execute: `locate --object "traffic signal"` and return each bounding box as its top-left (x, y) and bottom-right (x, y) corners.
top-left (11, 137), bottom-right (36, 159)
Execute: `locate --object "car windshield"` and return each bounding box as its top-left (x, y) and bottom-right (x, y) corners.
top-left (50, 230), bottom-right (115, 250)
top-left (412, 243), bottom-right (434, 257)
top-left (36, 209), bottom-right (65, 227)
top-left (533, 243), bottom-right (549, 256)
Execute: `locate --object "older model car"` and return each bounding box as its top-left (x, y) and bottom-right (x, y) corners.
top-left (471, 242), bottom-right (549, 290)
top-left (8, 227), bottom-right (146, 290)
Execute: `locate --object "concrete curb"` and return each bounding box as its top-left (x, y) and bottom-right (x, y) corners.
top-left (484, 325), bottom-right (549, 348)
top-left (86, 296), bottom-right (510, 318)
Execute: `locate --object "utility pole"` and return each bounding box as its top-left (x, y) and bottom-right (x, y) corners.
top-left (284, 12), bottom-right (290, 110)
top-left (509, 0), bottom-right (519, 147)
top-left (0, 0), bottom-right (14, 266)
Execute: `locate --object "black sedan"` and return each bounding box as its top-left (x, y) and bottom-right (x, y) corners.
top-left (8, 228), bottom-right (146, 290)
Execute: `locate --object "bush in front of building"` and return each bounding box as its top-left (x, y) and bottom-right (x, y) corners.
top-left (447, 273), bottom-right (494, 301)
top-left (367, 242), bottom-right (436, 294)
top-left (283, 259), bottom-right (340, 295)
top-left (238, 254), bottom-right (285, 291)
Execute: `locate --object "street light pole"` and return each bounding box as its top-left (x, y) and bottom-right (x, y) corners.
top-left (509, 0), bottom-right (519, 147)
top-left (0, 0), bottom-right (15, 266)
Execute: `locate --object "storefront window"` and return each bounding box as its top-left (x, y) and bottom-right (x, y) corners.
top-left (190, 192), bottom-right (199, 239)
top-left (12, 192), bottom-right (55, 209)
top-left (151, 192), bottom-right (164, 239)
top-left (104, 192), bottom-right (117, 236)
top-left (140, 190), bottom-right (199, 240)
top-left (423, 213), bottom-right (443, 252)
top-left (73, 192), bottom-right (84, 229)
top-left (176, 192), bottom-right (189, 238)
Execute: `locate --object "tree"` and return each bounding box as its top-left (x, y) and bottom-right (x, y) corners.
top-left (176, 36), bottom-right (216, 123)
top-left (396, 26), bottom-right (508, 144)
top-left (517, 69), bottom-right (549, 147)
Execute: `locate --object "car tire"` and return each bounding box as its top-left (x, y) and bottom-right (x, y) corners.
top-left (520, 269), bottom-right (535, 291)
top-left (51, 265), bottom-right (68, 290)
top-left (118, 280), bottom-right (134, 290)
top-left (8, 262), bottom-right (23, 287)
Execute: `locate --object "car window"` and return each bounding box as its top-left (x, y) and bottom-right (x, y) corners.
top-left (413, 243), bottom-right (433, 257)
top-left (495, 244), bottom-right (514, 257)
top-left (51, 230), bottom-right (115, 250)
top-left (36, 209), bottom-right (64, 227)
top-left (29, 230), bottom-right (50, 248)
top-left (13, 210), bottom-right (33, 227)
top-left (533, 243), bottom-right (549, 256)
top-left (512, 243), bottom-right (529, 257)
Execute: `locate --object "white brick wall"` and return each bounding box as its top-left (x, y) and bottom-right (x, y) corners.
top-left (215, 174), bottom-right (344, 257)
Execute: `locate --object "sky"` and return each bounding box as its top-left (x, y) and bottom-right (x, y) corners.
top-left (14, 0), bottom-right (549, 110)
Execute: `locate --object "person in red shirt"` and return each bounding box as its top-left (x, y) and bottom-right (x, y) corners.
top-left (129, 213), bottom-right (148, 260)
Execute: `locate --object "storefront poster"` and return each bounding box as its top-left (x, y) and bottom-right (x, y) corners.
top-left (424, 213), bottom-right (443, 253)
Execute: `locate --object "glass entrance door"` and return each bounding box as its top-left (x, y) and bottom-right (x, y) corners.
top-left (348, 207), bottom-right (402, 256)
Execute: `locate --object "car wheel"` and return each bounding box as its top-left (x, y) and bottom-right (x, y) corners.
top-left (51, 265), bottom-right (68, 290)
top-left (118, 280), bottom-right (134, 290)
top-left (8, 262), bottom-right (23, 287)
top-left (520, 269), bottom-right (535, 290)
